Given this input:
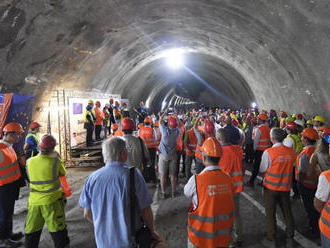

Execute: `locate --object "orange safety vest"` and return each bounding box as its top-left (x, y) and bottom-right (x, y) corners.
top-left (94, 107), bottom-right (104, 126)
top-left (114, 130), bottom-right (123, 137)
top-left (0, 141), bottom-right (21, 186)
top-left (255, 125), bottom-right (271, 151)
top-left (219, 145), bottom-right (244, 193)
top-left (296, 146), bottom-right (317, 189)
top-left (263, 145), bottom-right (296, 191)
top-left (319, 170), bottom-right (330, 239)
top-left (188, 169), bottom-right (234, 248)
top-left (185, 129), bottom-right (197, 157)
top-left (139, 126), bottom-right (156, 149)
top-left (176, 125), bottom-right (185, 151)
top-left (114, 108), bottom-right (121, 118)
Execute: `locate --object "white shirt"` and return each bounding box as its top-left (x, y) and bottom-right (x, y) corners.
top-left (283, 137), bottom-right (294, 148)
top-left (259, 143), bottom-right (283, 173)
top-left (184, 165), bottom-right (220, 210)
top-left (315, 174), bottom-right (330, 203)
top-left (253, 126), bottom-right (261, 151)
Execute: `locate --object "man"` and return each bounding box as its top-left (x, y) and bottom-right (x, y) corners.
top-left (121, 118), bottom-right (150, 172)
top-left (0, 123), bottom-right (24, 248)
top-left (184, 137), bottom-right (234, 248)
top-left (283, 121), bottom-right (303, 199)
top-left (25, 135), bottom-right (70, 248)
top-left (314, 132), bottom-right (330, 247)
top-left (259, 128), bottom-right (297, 245)
top-left (94, 101), bottom-right (104, 141)
top-left (183, 120), bottom-right (198, 181)
top-left (246, 113), bottom-right (271, 187)
top-left (108, 98), bottom-right (116, 131)
top-left (314, 115), bottom-right (327, 134)
top-left (158, 109), bottom-right (180, 198)
top-left (79, 137), bottom-right (160, 247)
top-left (138, 117), bottom-right (157, 183)
top-left (24, 122), bottom-right (41, 159)
top-left (84, 101), bottom-right (96, 147)
top-left (216, 128), bottom-right (244, 246)
top-left (296, 127), bottom-right (320, 233)
top-left (223, 116), bottom-right (241, 145)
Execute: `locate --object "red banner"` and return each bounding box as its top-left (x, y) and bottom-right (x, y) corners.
top-left (0, 93), bottom-right (13, 135)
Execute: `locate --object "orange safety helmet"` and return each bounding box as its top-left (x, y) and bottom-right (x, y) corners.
top-left (154, 121), bottom-right (159, 127)
top-left (138, 123), bottom-right (144, 130)
top-left (258, 113), bottom-right (268, 121)
top-left (204, 120), bottom-right (214, 133)
top-left (144, 116), bottom-right (152, 124)
top-left (168, 116), bottom-right (177, 129)
top-left (115, 101), bottom-right (120, 107)
top-left (39, 135), bottom-right (56, 149)
top-left (30, 121), bottom-right (41, 129)
top-left (321, 127), bottom-right (330, 138)
top-left (122, 118), bottom-right (135, 131)
top-left (3, 123), bottom-right (24, 133)
top-left (301, 128), bottom-right (319, 141)
top-left (109, 98), bottom-right (114, 104)
top-left (285, 121), bottom-right (296, 130)
top-left (95, 101), bottom-right (101, 106)
top-left (202, 137), bottom-right (222, 157)
top-left (111, 124), bottom-right (119, 130)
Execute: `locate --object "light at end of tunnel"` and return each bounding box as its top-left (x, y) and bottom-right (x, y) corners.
top-left (161, 48), bottom-right (184, 70)
top-left (251, 102), bottom-right (257, 108)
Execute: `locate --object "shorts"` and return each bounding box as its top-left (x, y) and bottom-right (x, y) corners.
top-left (158, 153), bottom-right (177, 176)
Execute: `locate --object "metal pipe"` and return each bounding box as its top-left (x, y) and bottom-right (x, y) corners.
top-left (63, 90), bottom-right (68, 161)
top-left (56, 90), bottom-right (62, 158)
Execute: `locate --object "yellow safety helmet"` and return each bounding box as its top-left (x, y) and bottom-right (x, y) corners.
top-left (314, 115), bottom-right (325, 123)
top-left (306, 120), bottom-right (313, 126)
top-left (87, 100), bottom-right (94, 105)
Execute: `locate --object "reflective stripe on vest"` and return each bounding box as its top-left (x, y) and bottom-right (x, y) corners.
top-left (0, 168), bottom-right (20, 180)
top-left (0, 161), bottom-right (18, 171)
top-left (189, 211), bottom-right (234, 223)
top-left (256, 125), bottom-right (271, 151)
top-left (188, 225), bottom-right (232, 239)
top-left (30, 157), bottom-right (60, 193)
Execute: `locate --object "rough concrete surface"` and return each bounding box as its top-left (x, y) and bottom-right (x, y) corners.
top-left (0, 0), bottom-right (329, 118)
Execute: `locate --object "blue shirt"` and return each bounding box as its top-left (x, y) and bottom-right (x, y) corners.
top-left (224, 124), bottom-right (240, 145)
top-left (25, 133), bottom-right (38, 153)
top-left (158, 124), bottom-right (180, 157)
top-left (79, 162), bottom-right (152, 248)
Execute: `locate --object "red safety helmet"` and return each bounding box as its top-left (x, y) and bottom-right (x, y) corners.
top-left (39, 135), bottom-right (56, 150)
top-left (95, 101), bottom-right (101, 106)
top-left (285, 121), bottom-right (297, 130)
top-left (258, 113), bottom-right (268, 121)
top-left (111, 124), bottom-right (119, 130)
top-left (204, 120), bottom-right (214, 133)
top-left (30, 121), bottom-right (41, 130)
top-left (301, 128), bottom-right (319, 141)
top-left (3, 123), bottom-right (24, 133)
top-left (232, 119), bottom-right (239, 127)
top-left (121, 118), bottom-right (135, 131)
top-left (115, 101), bottom-right (120, 107)
top-left (297, 113), bottom-right (303, 120)
top-left (144, 117), bottom-right (152, 124)
top-left (321, 127), bottom-right (330, 138)
top-left (168, 116), bottom-right (177, 129)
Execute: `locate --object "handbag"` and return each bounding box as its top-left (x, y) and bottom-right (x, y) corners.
top-left (130, 167), bottom-right (152, 248)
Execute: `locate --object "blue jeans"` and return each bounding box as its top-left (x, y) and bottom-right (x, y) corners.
top-left (321, 232), bottom-right (330, 248)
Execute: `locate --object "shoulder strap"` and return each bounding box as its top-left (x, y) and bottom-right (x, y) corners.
top-left (130, 167), bottom-right (136, 236)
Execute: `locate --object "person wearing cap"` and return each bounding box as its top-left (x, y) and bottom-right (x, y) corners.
top-left (310, 128), bottom-right (330, 176)
top-left (137, 117), bottom-right (157, 183)
top-left (246, 113), bottom-right (271, 187)
top-left (296, 127), bottom-right (320, 233)
top-left (94, 101), bottom-right (104, 141)
top-left (184, 137), bottom-right (234, 248)
top-left (121, 118), bottom-right (150, 172)
top-left (259, 128), bottom-right (297, 245)
top-left (223, 116), bottom-right (241, 145)
top-left (84, 101), bottom-right (96, 147)
top-left (216, 128), bottom-right (244, 246)
top-left (314, 130), bottom-right (330, 247)
top-left (314, 115), bottom-right (327, 134)
top-left (283, 121), bottom-right (303, 200)
top-left (24, 122), bottom-right (41, 159)
top-left (158, 109), bottom-right (180, 198)
top-left (25, 135), bottom-right (69, 248)
top-left (0, 123), bottom-right (24, 247)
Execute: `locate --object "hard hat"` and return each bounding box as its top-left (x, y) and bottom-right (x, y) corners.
top-left (121, 118), bottom-right (135, 131)
top-left (122, 102), bottom-right (127, 107)
top-left (314, 115), bottom-right (325, 123)
top-left (297, 113), bottom-right (303, 120)
top-left (301, 128), bottom-right (319, 141)
top-left (204, 120), bottom-right (214, 133)
top-left (258, 113), bottom-right (268, 121)
top-left (3, 123), bottom-right (24, 133)
top-left (168, 116), bottom-right (177, 129)
top-left (138, 123), bottom-right (144, 130)
top-left (39, 135), bottom-right (56, 149)
top-left (154, 121), bottom-right (159, 127)
top-left (261, 110), bottom-right (268, 114)
top-left (202, 137), bottom-right (222, 157)
top-left (87, 100), bottom-right (94, 105)
top-left (292, 114), bottom-right (296, 119)
top-left (144, 117), bottom-right (152, 124)
top-left (115, 101), bottom-right (119, 106)
top-left (285, 116), bottom-right (294, 123)
top-left (111, 124), bottom-right (119, 130)
top-left (306, 120), bottom-right (313, 125)
top-left (321, 127), bottom-right (330, 138)
top-left (30, 121), bottom-right (41, 129)
top-left (294, 119), bottom-right (304, 127)
top-left (109, 98), bottom-right (114, 104)
top-left (232, 119), bottom-right (239, 127)
top-left (95, 101), bottom-right (101, 106)
top-left (285, 121), bottom-right (296, 130)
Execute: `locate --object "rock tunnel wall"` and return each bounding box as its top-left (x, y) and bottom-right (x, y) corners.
top-left (0, 0), bottom-right (330, 120)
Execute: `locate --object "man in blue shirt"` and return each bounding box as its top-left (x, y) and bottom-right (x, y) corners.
top-left (24, 121), bottom-right (41, 159)
top-left (79, 137), bottom-right (160, 248)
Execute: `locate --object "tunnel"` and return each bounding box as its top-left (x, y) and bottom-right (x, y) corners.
top-left (1, 0), bottom-right (330, 119)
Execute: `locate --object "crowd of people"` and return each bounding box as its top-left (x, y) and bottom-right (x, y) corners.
top-left (0, 99), bottom-right (329, 248)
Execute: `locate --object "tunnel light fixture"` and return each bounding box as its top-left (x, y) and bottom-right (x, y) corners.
top-left (161, 48), bottom-right (185, 70)
top-left (251, 102), bottom-right (257, 108)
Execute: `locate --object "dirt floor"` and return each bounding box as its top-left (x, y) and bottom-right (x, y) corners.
top-left (12, 164), bottom-right (322, 248)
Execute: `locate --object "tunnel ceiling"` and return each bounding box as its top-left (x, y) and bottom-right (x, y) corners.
top-left (1, 0), bottom-right (330, 118)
